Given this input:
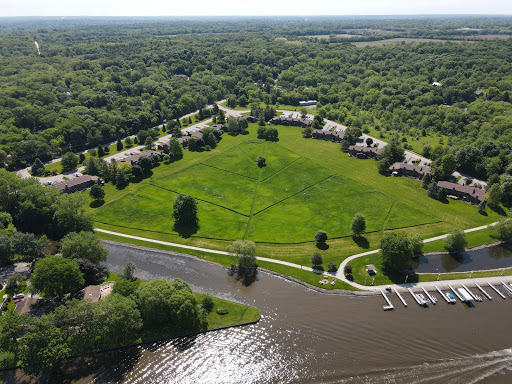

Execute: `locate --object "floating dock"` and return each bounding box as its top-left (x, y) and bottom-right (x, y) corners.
top-left (422, 287), bottom-right (437, 304)
top-left (501, 282), bottom-right (512, 297)
top-left (408, 288), bottom-right (428, 306)
top-left (449, 285), bottom-right (467, 302)
top-left (435, 286), bottom-right (455, 303)
top-left (381, 290), bottom-right (394, 311)
top-left (395, 289), bottom-right (407, 307)
top-left (488, 283), bottom-right (506, 299)
top-left (461, 284), bottom-right (482, 302)
top-left (474, 282), bottom-right (492, 300)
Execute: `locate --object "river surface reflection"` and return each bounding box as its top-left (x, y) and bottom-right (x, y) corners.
top-left (3, 241), bottom-right (512, 383)
top-left (412, 243), bottom-right (512, 273)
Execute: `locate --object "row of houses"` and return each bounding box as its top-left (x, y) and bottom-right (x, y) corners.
top-left (268, 116), bottom-right (313, 128)
top-left (312, 129), bottom-right (344, 142)
top-left (388, 162), bottom-right (485, 204)
top-left (54, 175), bottom-right (103, 193)
top-left (348, 145), bottom-right (381, 159)
top-left (389, 162), bottom-right (430, 179)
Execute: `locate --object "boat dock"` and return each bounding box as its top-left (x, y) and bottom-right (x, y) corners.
top-left (461, 284), bottom-right (482, 302)
top-left (488, 283), bottom-right (506, 299)
top-left (501, 282), bottom-right (512, 297)
top-left (474, 282), bottom-right (492, 300)
top-left (408, 288), bottom-right (427, 306)
top-left (422, 287), bottom-right (437, 304)
top-left (435, 286), bottom-right (455, 303)
top-left (381, 290), bottom-right (394, 311)
top-left (449, 285), bottom-right (466, 302)
top-left (395, 289), bottom-right (407, 307)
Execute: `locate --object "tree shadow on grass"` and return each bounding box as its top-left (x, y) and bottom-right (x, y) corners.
top-left (89, 200), bottom-right (105, 208)
top-left (382, 265), bottom-right (419, 285)
top-left (173, 222), bottom-right (199, 238)
top-left (316, 242), bottom-right (329, 251)
top-left (352, 235), bottom-right (369, 249)
top-left (489, 204), bottom-right (507, 216)
top-left (345, 274), bottom-right (354, 282)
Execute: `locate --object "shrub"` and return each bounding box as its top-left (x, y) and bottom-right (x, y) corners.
top-left (315, 230), bottom-right (328, 243)
top-left (327, 261), bottom-right (338, 272)
top-left (344, 265), bottom-right (352, 274)
top-left (444, 229), bottom-right (467, 253)
top-left (311, 252), bottom-right (323, 266)
top-left (257, 156), bottom-right (266, 167)
top-left (201, 294), bottom-right (215, 313)
top-left (495, 219), bottom-right (512, 240)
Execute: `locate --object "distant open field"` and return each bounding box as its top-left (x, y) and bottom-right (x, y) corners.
top-left (352, 38), bottom-right (472, 47)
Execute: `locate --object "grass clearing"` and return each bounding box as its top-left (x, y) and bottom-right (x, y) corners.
top-left (385, 202), bottom-right (440, 230)
top-left (152, 164), bottom-right (257, 215)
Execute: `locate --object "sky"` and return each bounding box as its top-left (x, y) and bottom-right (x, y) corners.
top-left (1, 0), bottom-right (511, 17)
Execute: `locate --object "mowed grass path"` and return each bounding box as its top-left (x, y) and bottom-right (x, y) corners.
top-left (91, 124), bottom-right (502, 265)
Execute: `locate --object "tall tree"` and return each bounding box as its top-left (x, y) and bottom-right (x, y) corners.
top-left (31, 256), bottom-right (85, 300)
top-left (60, 231), bottom-right (109, 264)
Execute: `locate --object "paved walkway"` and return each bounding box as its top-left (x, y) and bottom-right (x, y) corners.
top-left (96, 221), bottom-right (501, 292)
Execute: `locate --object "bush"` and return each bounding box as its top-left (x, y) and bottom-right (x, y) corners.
top-left (327, 261), bottom-right (338, 272)
top-left (444, 229), bottom-right (467, 253)
top-left (257, 156), bottom-right (266, 168)
top-left (344, 265), bottom-right (352, 274)
top-left (205, 145), bottom-right (211, 151)
top-left (495, 219), bottom-right (512, 240)
top-left (311, 252), bottom-right (323, 266)
top-left (201, 294), bottom-right (215, 313)
top-left (315, 230), bottom-right (328, 243)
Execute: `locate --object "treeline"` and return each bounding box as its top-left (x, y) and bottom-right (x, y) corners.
top-left (0, 276), bottom-right (211, 375)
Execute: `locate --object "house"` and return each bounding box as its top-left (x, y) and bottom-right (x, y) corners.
top-left (15, 297), bottom-right (38, 315)
top-left (474, 90), bottom-right (484, 97)
top-left (389, 162), bottom-right (431, 179)
top-left (299, 100), bottom-right (317, 107)
top-left (268, 116), bottom-right (313, 128)
top-left (312, 129), bottom-right (344, 142)
top-left (178, 137), bottom-right (189, 148)
top-left (173, 74), bottom-right (189, 79)
top-left (432, 81), bottom-right (443, 87)
top-left (54, 175), bottom-right (103, 193)
top-left (437, 181), bottom-right (485, 204)
top-left (238, 115), bottom-right (258, 123)
top-left (211, 124), bottom-right (228, 132)
top-left (348, 145), bottom-right (381, 159)
top-left (187, 130), bottom-right (205, 146)
top-left (157, 142), bottom-right (169, 152)
top-left (118, 150), bottom-right (163, 165)
top-left (83, 282), bottom-right (115, 303)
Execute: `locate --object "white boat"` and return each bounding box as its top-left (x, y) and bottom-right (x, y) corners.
top-left (457, 288), bottom-right (474, 302)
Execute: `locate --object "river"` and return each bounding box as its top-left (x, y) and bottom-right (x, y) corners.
top-left (4, 241), bottom-right (512, 383)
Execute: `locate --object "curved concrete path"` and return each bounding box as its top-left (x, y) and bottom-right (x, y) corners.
top-left (96, 221), bottom-right (501, 292)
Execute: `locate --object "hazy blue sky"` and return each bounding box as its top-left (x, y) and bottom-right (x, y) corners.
top-left (2, 0), bottom-right (511, 17)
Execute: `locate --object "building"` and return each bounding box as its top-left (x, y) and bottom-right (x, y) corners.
top-left (211, 124), bottom-right (228, 132)
top-left (348, 145), bottom-right (381, 159)
top-left (178, 137), bottom-right (189, 148)
top-left (118, 150), bottom-right (163, 165)
top-left (53, 175), bottom-right (103, 193)
top-left (389, 162), bottom-right (431, 179)
top-left (83, 282), bottom-right (115, 303)
top-left (299, 100), bottom-right (317, 107)
top-left (474, 90), bottom-right (484, 97)
top-left (437, 181), bottom-right (485, 204)
top-left (173, 74), bottom-right (189, 79)
top-left (432, 81), bottom-right (443, 87)
top-left (238, 115), bottom-right (258, 123)
top-left (268, 116), bottom-right (312, 128)
top-left (312, 129), bottom-right (344, 143)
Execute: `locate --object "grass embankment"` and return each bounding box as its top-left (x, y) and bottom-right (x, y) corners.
top-left (179, 112), bottom-right (211, 127)
top-left (89, 123), bottom-right (504, 289)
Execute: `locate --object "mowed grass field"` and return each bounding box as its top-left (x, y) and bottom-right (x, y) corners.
top-left (91, 123), bottom-right (502, 266)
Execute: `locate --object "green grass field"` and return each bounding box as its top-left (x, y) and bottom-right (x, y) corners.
top-left (90, 123), bottom-right (504, 276)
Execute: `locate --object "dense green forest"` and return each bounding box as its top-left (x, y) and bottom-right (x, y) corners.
top-left (0, 16), bottom-right (512, 184)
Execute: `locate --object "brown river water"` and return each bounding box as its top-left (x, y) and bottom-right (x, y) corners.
top-left (3, 241), bottom-right (512, 383)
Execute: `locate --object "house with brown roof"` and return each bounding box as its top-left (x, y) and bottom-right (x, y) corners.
top-left (312, 130), bottom-right (344, 143)
top-left (268, 116), bottom-right (312, 128)
top-left (211, 124), bottom-right (228, 132)
top-left (118, 150), bottom-right (163, 165)
top-left (437, 181), bottom-right (485, 204)
top-left (348, 145), bottom-right (382, 159)
top-left (239, 115), bottom-right (258, 123)
top-left (54, 175), bottom-right (103, 193)
top-left (83, 282), bottom-right (115, 303)
top-left (389, 162), bottom-right (431, 179)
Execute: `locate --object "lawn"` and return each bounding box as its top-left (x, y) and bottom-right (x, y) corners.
top-left (90, 123), bottom-right (504, 285)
